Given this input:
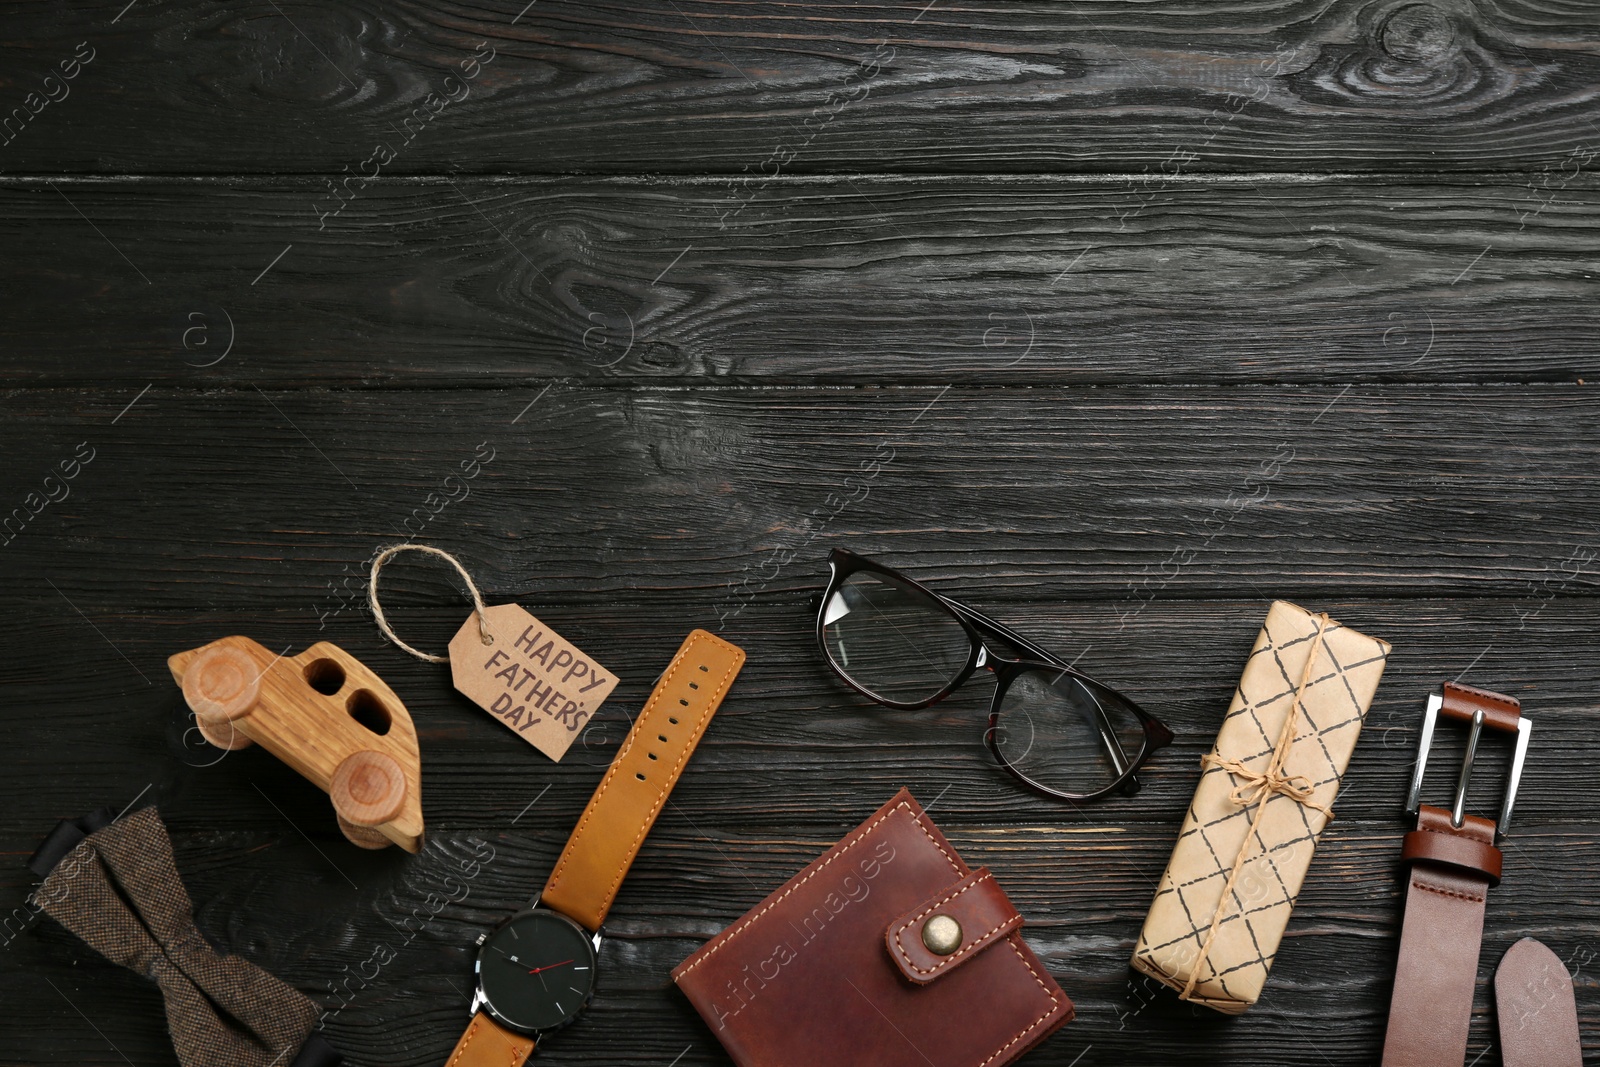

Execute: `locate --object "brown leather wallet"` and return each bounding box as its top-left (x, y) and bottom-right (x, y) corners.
top-left (672, 789), bottom-right (1073, 1066)
top-left (1381, 682), bottom-right (1532, 1067)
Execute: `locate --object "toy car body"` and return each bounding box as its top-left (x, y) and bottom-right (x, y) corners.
top-left (168, 636), bottom-right (424, 852)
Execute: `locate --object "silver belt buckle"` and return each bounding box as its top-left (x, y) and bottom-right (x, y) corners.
top-left (1404, 690), bottom-right (1531, 841)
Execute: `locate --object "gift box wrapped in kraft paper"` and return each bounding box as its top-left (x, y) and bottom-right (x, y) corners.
top-left (1130, 600), bottom-right (1390, 1014)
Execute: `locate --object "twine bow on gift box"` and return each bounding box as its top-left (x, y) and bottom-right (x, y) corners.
top-left (1198, 755), bottom-right (1331, 818)
top-left (1178, 612), bottom-right (1333, 1003)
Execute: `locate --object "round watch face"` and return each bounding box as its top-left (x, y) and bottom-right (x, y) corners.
top-left (476, 909), bottom-right (599, 1035)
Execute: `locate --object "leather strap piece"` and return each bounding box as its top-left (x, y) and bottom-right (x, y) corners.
top-left (445, 1012), bottom-right (536, 1067)
top-left (1495, 938), bottom-right (1582, 1067)
top-left (27, 805), bottom-right (118, 877)
top-left (291, 1036), bottom-right (344, 1067)
top-left (1400, 825), bottom-right (1503, 887)
top-left (886, 867), bottom-right (1023, 985)
top-left (541, 629), bottom-right (745, 931)
top-left (1381, 804), bottom-right (1500, 1067)
top-left (1440, 681), bottom-right (1521, 734)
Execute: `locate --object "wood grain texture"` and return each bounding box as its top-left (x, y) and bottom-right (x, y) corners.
top-left (2, 1), bottom-right (1599, 175)
top-left (1, 175), bottom-right (1598, 385)
top-left (12, 822), bottom-right (1593, 1066)
top-left (6, 0), bottom-right (1600, 1063)
top-left (2, 600), bottom-right (1598, 835)
top-left (1, 600), bottom-right (1597, 1065)
top-left (0, 384), bottom-right (1597, 610)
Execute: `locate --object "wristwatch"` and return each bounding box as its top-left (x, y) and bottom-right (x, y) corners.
top-left (1380, 681), bottom-right (1532, 1067)
top-left (445, 629), bottom-right (745, 1066)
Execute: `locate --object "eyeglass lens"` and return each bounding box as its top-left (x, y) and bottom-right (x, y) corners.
top-left (992, 669), bottom-right (1146, 796)
top-left (821, 569), bottom-right (970, 704)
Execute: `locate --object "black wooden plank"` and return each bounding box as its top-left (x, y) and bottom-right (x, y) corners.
top-left (4, 817), bottom-right (1595, 1065)
top-left (0, 597), bottom-right (1592, 843)
top-left (5, 2), bottom-right (1598, 1061)
top-left (0, 384), bottom-right (1596, 609)
top-left (3, 2), bottom-right (1598, 176)
top-left (1, 176), bottom-right (1597, 385)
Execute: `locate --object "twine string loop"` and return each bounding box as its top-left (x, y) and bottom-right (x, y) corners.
top-left (367, 544), bottom-right (492, 664)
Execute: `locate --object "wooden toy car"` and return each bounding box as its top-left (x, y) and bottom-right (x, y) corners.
top-left (168, 636), bottom-right (424, 853)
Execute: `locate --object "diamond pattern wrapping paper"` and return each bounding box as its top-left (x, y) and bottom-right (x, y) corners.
top-left (1130, 600), bottom-right (1390, 1014)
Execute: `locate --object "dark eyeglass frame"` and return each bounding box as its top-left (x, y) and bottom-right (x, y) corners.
top-left (816, 548), bottom-right (1175, 801)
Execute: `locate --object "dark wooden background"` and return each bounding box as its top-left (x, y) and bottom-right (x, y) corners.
top-left (2, 2), bottom-right (1597, 1064)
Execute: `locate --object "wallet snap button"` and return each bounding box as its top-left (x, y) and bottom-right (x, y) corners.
top-left (921, 914), bottom-right (962, 955)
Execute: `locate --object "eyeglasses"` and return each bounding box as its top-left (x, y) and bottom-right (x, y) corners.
top-left (816, 548), bottom-right (1174, 801)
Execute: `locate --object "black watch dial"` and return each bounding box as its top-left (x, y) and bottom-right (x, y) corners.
top-left (476, 909), bottom-right (599, 1035)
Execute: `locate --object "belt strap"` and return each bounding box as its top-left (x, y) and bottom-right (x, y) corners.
top-left (1381, 804), bottom-right (1501, 1066)
top-left (1495, 938), bottom-right (1582, 1067)
top-left (1382, 682), bottom-right (1523, 1067)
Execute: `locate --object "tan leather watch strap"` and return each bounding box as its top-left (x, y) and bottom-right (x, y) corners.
top-left (541, 629), bottom-right (744, 931)
top-left (445, 1012), bottom-right (535, 1067)
top-left (1496, 938), bottom-right (1582, 1067)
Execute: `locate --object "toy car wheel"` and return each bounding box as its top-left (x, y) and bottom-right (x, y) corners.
top-left (183, 646), bottom-right (261, 724)
top-left (195, 714), bottom-right (255, 751)
top-left (337, 814), bottom-right (393, 849)
top-left (330, 750), bottom-right (406, 828)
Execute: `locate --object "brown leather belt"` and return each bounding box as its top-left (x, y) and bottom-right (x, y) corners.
top-left (1381, 682), bottom-right (1531, 1067)
top-left (1496, 938), bottom-right (1582, 1067)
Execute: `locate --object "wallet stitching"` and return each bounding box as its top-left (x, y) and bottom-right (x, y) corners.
top-left (980, 938), bottom-right (1064, 1067)
top-left (890, 872), bottom-right (1020, 976)
top-left (677, 799), bottom-right (1067, 1067)
top-left (544, 631), bottom-right (742, 923)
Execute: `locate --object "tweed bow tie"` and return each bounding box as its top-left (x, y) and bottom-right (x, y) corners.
top-left (30, 805), bottom-right (339, 1067)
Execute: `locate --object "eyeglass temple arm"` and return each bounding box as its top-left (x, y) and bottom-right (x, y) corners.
top-left (938, 594), bottom-right (1069, 668)
top-left (941, 593), bottom-right (1140, 785)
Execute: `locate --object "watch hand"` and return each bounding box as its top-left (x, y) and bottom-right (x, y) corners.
top-left (527, 959), bottom-right (574, 976)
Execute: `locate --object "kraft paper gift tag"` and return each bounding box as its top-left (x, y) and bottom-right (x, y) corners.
top-left (448, 603), bottom-right (616, 761)
top-left (370, 544), bottom-right (618, 762)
